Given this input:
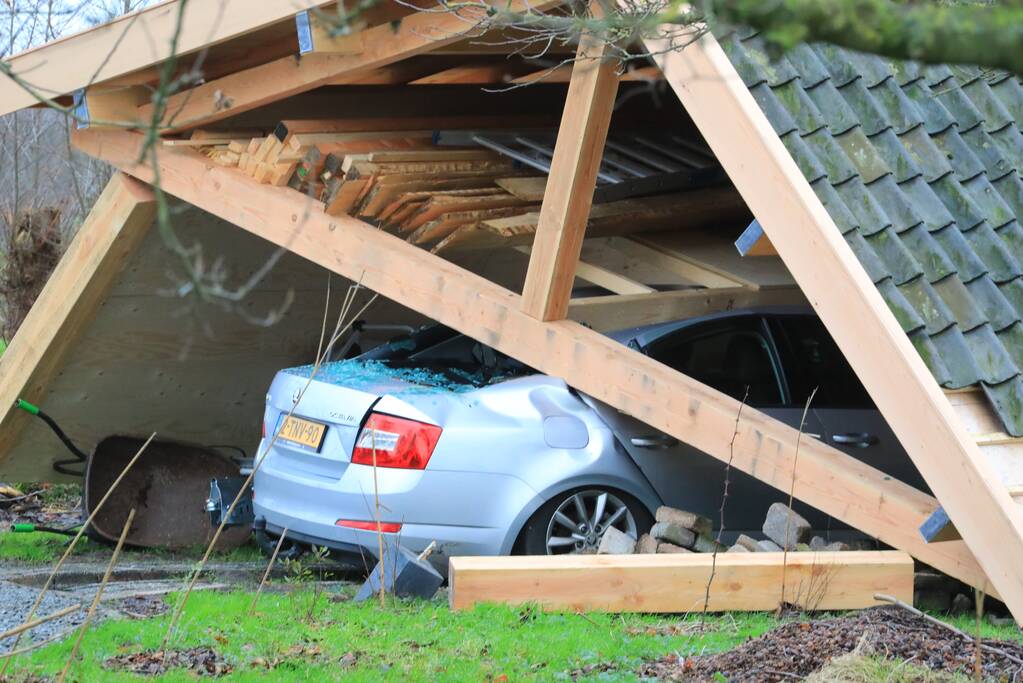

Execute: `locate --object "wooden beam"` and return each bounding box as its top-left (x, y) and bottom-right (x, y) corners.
top-left (72, 127), bottom-right (994, 602)
top-left (448, 551), bottom-right (914, 612)
top-left (647, 30), bottom-right (1023, 620)
top-left (0, 0), bottom-right (337, 118)
top-left (568, 286), bottom-right (806, 332)
top-left (138, 0), bottom-right (563, 134)
top-left (520, 16), bottom-right (619, 321)
top-left (602, 237), bottom-right (743, 289)
top-left (0, 173), bottom-right (155, 465)
top-left (73, 85), bottom-right (149, 129)
top-left (516, 246), bottom-right (653, 295)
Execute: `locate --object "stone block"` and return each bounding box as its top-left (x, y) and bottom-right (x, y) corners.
top-left (762, 503), bottom-right (811, 550)
top-left (597, 526), bottom-right (636, 555)
top-left (734, 534), bottom-right (760, 552)
top-left (654, 506), bottom-right (713, 536)
top-left (635, 533), bottom-right (658, 554)
top-left (656, 542), bottom-right (692, 554)
top-left (650, 521), bottom-right (695, 548)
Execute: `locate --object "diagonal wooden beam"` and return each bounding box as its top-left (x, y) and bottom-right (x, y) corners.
top-left (646, 31), bottom-right (1023, 621)
top-left (0, 0), bottom-right (336, 118)
top-left (521, 15), bottom-right (619, 321)
top-left (72, 127), bottom-right (992, 598)
top-left (0, 173), bottom-right (155, 466)
top-left (139, 0), bottom-right (564, 134)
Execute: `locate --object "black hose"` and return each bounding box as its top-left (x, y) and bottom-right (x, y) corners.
top-left (14, 400), bottom-right (88, 477)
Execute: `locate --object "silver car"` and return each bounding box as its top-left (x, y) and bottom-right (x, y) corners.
top-left (251, 307), bottom-right (925, 567)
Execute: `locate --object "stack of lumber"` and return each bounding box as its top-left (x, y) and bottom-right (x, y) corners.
top-left (170, 121), bottom-right (741, 253)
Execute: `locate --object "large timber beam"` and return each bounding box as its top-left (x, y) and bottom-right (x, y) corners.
top-left (520, 10), bottom-right (619, 321)
top-left (72, 127), bottom-right (992, 598)
top-left (0, 173), bottom-right (156, 463)
top-left (0, 0), bottom-right (336, 118)
top-left (646, 31), bottom-right (1023, 620)
top-left (139, 0), bottom-right (563, 134)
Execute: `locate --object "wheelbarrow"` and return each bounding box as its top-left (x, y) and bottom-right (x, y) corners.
top-left (14, 399), bottom-right (251, 550)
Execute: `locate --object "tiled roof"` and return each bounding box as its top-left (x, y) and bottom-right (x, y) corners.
top-left (719, 30), bottom-right (1023, 436)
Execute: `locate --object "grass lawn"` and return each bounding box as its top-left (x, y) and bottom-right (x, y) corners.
top-left (7, 589), bottom-right (778, 681)
top-left (5, 586), bottom-right (1023, 682)
top-left (0, 530), bottom-right (264, 564)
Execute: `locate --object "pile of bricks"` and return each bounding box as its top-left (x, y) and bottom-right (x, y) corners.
top-left (596, 502), bottom-right (852, 555)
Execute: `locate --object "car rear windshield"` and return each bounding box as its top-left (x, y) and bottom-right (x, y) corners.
top-left (360, 325), bottom-right (534, 387)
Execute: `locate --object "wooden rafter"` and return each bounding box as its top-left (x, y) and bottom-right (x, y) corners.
top-left (71, 127), bottom-right (992, 598)
top-left (646, 30), bottom-right (1023, 621)
top-left (0, 0), bottom-right (337, 118)
top-left (0, 173), bottom-right (156, 463)
top-left (521, 19), bottom-right (620, 320)
top-left (137, 0), bottom-right (564, 134)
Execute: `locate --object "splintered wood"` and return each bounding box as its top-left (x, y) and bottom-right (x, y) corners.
top-left (171, 121), bottom-right (738, 253)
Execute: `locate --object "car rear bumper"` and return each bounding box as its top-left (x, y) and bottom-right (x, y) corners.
top-left (252, 456), bottom-right (540, 564)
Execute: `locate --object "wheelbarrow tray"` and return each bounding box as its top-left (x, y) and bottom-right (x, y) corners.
top-left (84, 436), bottom-right (250, 550)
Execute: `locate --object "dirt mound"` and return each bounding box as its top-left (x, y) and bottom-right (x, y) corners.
top-left (104, 647), bottom-right (231, 677)
top-left (639, 606), bottom-right (1023, 682)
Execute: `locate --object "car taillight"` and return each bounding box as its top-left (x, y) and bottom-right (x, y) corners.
top-left (352, 413), bottom-right (442, 470)
top-left (336, 519), bottom-right (402, 533)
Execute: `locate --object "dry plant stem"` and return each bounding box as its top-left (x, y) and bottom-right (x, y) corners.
top-left (701, 385), bottom-right (749, 622)
top-left (162, 284), bottom-right (378, 645)
top-left (0, 432), bottom-right (156, 674)
top-left (780, 386), bottom-right (818, 609)
top-left (975, 587), bottom-right (985, 682)
top-left (58, 507), bottom-right (136, 683)
top-left (248, 527), bottom-right (290, 616)
top-left (1, 627), bottom-right (80, 660)
top-left (873, 593), bottom-right (1023, 667)
top-left (0, 604), bottom-right (82, 641)
top-left (371, 429), bottom-right (386, 608)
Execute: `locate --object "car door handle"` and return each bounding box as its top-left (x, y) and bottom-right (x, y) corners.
top-left (630, 434), bottom-right (679, 449)
top-left (831, 432), bottom-right (878, 448)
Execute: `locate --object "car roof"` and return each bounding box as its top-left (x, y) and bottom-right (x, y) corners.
top-left (605, 305), bottom-right (816, 348)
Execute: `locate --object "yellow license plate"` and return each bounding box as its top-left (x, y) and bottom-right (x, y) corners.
top-left (277, 416), bottom-right (327, 451)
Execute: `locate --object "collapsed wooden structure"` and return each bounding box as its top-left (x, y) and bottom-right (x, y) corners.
top-left (2, 1), bottom-right (1023, 619)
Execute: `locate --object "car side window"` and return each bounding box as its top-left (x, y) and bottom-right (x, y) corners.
top-left (644, 319), bottom-right (784, 406)
top-left (771, 315), bottom-right (874, 409)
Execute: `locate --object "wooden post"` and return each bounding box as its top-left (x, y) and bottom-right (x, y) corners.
top-left (0, 173), bottom-right (155, 466)
top-left (520, 12), bottom-right (619, 321)
top-left (646, 31), bottom-right (1023, 622)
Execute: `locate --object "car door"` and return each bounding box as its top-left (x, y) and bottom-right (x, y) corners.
top-left (767, 314), bottom-right (927, 492)
top-left (582, 313), bottom-right (828, 536)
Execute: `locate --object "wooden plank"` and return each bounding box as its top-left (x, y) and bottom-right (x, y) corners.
top-left (409, 63), bottom-right (523, 85)
top-left (647, 30), bottom-right (1023, 618)
top-left (0, 173), bottom-right (155, 467)
top-left (449, 551), bottom-right (914, 612)
top-left (495, 177), bottom-right (547, 201)
top-left (137, 0), bottom-right (564, 133)
top-left (635, 231), bottom-right (792, 291)
top-left (72, 126), bottom-right (995, 602)
top-left (0, 0), bottom-right (338, 118)
top-left (603, 237), bottom-right (744, 289)
top-left (568, 286), bottom-right (806, 332)
top-left (75, 85), bottom-right (149, 129)
top-left (516, 246), bottom-right (653, 295)
top-left (521, 16), bottom-right (619, 321)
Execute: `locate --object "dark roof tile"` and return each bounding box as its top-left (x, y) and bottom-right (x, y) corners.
top-left (723, 35), bottom-right (1023, 435)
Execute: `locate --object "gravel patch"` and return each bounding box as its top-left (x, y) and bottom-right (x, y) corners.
top-left (0, 580), bottom-right (116, 654)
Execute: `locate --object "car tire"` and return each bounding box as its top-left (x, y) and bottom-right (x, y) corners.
top-left (254, 527), bottom-right (307, 561)
top-left (518, 487), bottom-right (653, 556)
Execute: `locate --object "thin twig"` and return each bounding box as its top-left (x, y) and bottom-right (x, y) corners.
top-left (248, 527), bottom-right (290, 616)
top-left (0, 433), bottom-right (156, 675)
top-left (0, 603), bottom-right (81, 641)
top-left (780, 386), bottom-right (817, 608)
top-left (1, 626), bottom-right (79, 660)
top-left (701, 385), bottom-right (748, 621)
top-left (874, 593), bottom-right (1023, 667)
top-left (58, 507), bottom-right (136, 683)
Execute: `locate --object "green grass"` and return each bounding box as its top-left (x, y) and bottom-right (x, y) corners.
top-left (7, 590), bottom-right (779, 682)
top-left (0, 530), bottom-right (264, 565)
top-left (4, 586), bottom-right (1023, 682)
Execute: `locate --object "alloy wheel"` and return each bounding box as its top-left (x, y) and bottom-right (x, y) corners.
top-left (545, 489), bottom-right (637, 555)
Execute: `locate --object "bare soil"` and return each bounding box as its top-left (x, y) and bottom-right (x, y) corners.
top-left (639, 606), bottom-right (1023, 682)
